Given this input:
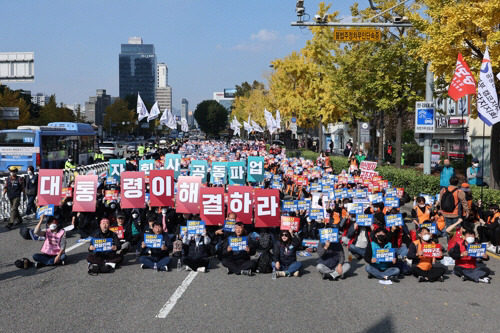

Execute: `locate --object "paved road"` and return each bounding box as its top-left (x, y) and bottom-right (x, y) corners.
top-left (1, 215), bottom-right (499, 333)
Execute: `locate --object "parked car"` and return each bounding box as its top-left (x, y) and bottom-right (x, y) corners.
top-left (126, 142), bottom-right (139, 153)
top-left (100, 142), bottom-right (125, 159)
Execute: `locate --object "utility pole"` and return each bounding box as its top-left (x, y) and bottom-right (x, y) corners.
top-left (423, 63), bottom-right (433, 174)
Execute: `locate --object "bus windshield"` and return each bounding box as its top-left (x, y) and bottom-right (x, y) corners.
top-left (0, 132), bottom-right (35, 146)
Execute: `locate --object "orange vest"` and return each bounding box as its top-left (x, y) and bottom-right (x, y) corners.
top-left (436, 215), bottom-right (445, 231)
top-left (413, 205), bottom-right (431, 224)
top-left (413, 239), bottom-right (434, 271)
top-left (487, 212), bottom-right (500, 224)
top-left (443, 186), bottom-right (460, 215)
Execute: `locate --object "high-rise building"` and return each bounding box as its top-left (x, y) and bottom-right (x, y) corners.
top-left (85, 89), bottom-right (112, 126)
top-left (31, 93), bottom-right (50, 107)
top-left (213, 91), bottom-right (234, 112)
top-left (155, 63), bottom-right (172, 112)
top-left (119, 37), bottom-right (156, 105)
top-left (188, 111), bottom-right (194, 126)
top-left (181, 99), bottom-right (188, 120)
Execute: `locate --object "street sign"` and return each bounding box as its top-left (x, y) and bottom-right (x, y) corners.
top-left (0, 107), bottom-right (19, 120)
top-left (415, 101), bottom-right (435, 134)
top-left (334, 29), bottom-right (381, 42)
top-left (358, 122), bottom-right (370, 143)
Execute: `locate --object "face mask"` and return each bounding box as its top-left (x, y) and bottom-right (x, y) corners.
top-left (28, 171), bottom-right (33, 176)
top-left (422, 234), bottom-right (431, 242)
top-left (444, 164), bottom-right (450, 167)
top-left (418, 204), bottom-right (425, 208)
top-left (132, 213), bottom-right (139, 219)
top-left (49, 224), bottom-right (58, 231)
top-left (474, 163), bottom-right (479, 168)
top-left (10, 172), bottom-right (15, 177)
top-left (67, 201), bottom-right (73, 206)
top-left (466, 236), bottom-right (475, 244)
top-left (376, 235), bottom-right (385, 243)
top-left (110, 204), bottom-right (116, 209)
top-left (162, 209), bottom-right (167, 215)
top-left (68, 159), bottom-right (73, 162)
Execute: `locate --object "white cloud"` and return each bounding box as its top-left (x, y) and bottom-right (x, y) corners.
top-left (231, 41), bottom-right (265, 52)
top-left (284, 34), bottom-right (300, 44)
top-left (250, 29), bottom-right (279, 42)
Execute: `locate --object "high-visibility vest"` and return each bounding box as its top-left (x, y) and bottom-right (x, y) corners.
top-left (138, 146), bottom-right (145, 156)
top-left (65, 160), bottom-right (76, 169)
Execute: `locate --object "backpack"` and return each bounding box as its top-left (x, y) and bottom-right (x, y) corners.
top-left (256, 249), bottom-right (273, 274)
top-left (441, 188), bottom-right (458, 212)
top-left (258, 232), bottom-right (272, 250)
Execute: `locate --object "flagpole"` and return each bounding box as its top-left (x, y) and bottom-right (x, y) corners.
top-left (481, 120), bottom-right (485, 202)
top-left (461, 98), bottom-right (466, 176)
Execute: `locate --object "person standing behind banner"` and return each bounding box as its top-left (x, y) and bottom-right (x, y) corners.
top-left (221, 222), bottom-right (256, 276)
top-left (87, 218), bottom-right (123, 274)
top-left (33, 216), bottom-right (67, 268)
top-left (24, 166), bottom-right (38, 217)
top-left (182, 227), bottom-right (211, 272)
top-left (407, 227), bottom-right (445, 282)
top-left (4, 166), bottom-right (24, 229)
top-left (435, 158), bottom-right (455, 188)
top-left (139, 221), bottom-right (172, 271)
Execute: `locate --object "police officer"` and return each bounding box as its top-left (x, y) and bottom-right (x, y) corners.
top-left (137, 144), bottom-right (145, 158)
top-left (65, 155), bottom-right (77, 169)
top-left (94, 149), bottom-right (104, 162)
top-left (4, 166), bottom-right (24, 229)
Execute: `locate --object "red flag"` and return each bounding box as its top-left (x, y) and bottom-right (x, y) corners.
top-left (448, 53), bottom-right (476, 101)
top-left (73, 175), bottom-right (98, 212)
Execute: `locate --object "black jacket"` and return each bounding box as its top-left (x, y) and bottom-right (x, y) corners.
top-left (317, 241), bottom-right (345, 269)
top-left (221, 233), bottom-right (256, 260)
top-left (89, 228), bottom-right (122, 258)
top-left (274, 236), bottom-right (301, 267)
top-left (141, 232), bottom-right (172, 259)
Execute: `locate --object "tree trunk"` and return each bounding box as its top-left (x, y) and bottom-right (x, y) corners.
top-left (352, 119), bottom-right (358, 152)
top-left (378, 110), bottom-right (384, 165)
top-left (318, 116), bottom-right (323, 152)
top-left (395, 108), bottom-right (402, 168)
top-left (490, 122), bottom-right (500, 189)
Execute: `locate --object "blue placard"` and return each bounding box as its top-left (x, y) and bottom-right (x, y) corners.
top-left (319, 228), bottom-right (339, 243)
top-left (271, 180), bottom-right (281, 189)
top-left (309, 208), bottom-right (324, 221)
top-left (144, 234), bottom-right (163, 248)
top-left (421, 222), bottom-right (437, 234)
top-left (375, 248), bottom-right (395, 262)
top-left (467, 244), bottom-right (486, 258)
top-left (369, 193), bottom-right (384, 204)
top-left (211, 162), bottom-right (228, 184)
top-left (297, 199), bottom-right (310, 211)
top-left (385, 214), bottom-right (403, 227)
top-left (36, 204), bottom-right (55, 219)
top-left (264, 171), bottom-right (273, 180)
top-left (187, 220), bottom-right (206, 235)
top-left (282, 200), bottom-right (297, 212)
top-left (92, 238), bottom-right (113, 252)
top-left (229, 236), bottom-right (248, 251)
top-left (384, 197), bottom-right (400, 208)
top-left (302, 239), bottom-right (319, 248)
top-left (347, 203), bottom-right (367, 214)
top-left (356, 214), bottom-right (373, 227)
top-left (223, 220), bottom-right (236, 232)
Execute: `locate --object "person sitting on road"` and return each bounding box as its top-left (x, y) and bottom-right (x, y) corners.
top-left (316, 236), bottom-right (350, 281)
top-left (33, 216), bottom-right (67, 268)
top-left (182, 226), bottom-right (211, 273)
top-left (139, 221), bottom-right (172, 271)
top-left (273, 230), bottom-right (302, 277)
top-left (477, 204), bottom-right (500, 254)
top-left (346, 213), bottom-right (370, 260)
top-left (221, 222), bottom-right (256, 276)
top-left (112, 211), bottom-right (133, 255)
top-left (407, 227), bottom-right (445, 282)
top-left (449, 227), bottom-right (491, 283)
top-left (364, 228), bottom-right (400, 282)
top-left (87, 218), bottom-right (123, 274)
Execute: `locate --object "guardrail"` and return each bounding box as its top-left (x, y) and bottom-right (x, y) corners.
top-left (0, 162), bottom-right (109, 222)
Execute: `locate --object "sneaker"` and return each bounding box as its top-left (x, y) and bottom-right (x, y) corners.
top-left (5, 223), bottom-right (13, 230)
top-left (100, 265), bottom-right (111, 273)
top-left (322, 273), bottom-right (330, 280)
top-left (88, 264), bottom-right (100, 275)
top-left (141, 264), bottom-right (147, 269)
top-left (60, 260), bottom-right (65, 266)
top-left (241, 270), bottom-right (254, 276)
top-left (226, 268), bottom-right (233, 275)
top-left (418, 276), bottom-right (425, 283)
top-left (340, 273), bottom-right (345, 280)
top-left (34, 262), bottom-right (41, 269)
top-left (479, 277), bottom-right (491, 284)
top-left (276, 271), bottom-right (286, 277)
top-left (293, 271), bottom-right (300, 277)
top-left (461, 275), bottom-right (466, 282)
top-left (389, 276), bottom-right (400, 283)
top-left (329, 273), bottom-right (339, 281)
top-left (438, 276), bottom-right (444, 282)
top-left (197, 267), bottom-right (206, 273)
top-left (185, 266), bottom-right (192, 271)
top-left (486, 244), bottom-right (497, 253)
top-left (105, 262), bottom-right (116, 269)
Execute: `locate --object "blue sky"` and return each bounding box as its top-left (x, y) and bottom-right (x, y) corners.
top-left (3, 0), bottom-right (354, 111)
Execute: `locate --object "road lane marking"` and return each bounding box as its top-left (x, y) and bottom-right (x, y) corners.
top-left (65, 240), bottom-right (88, 253)
top-left (156, 271), bottom-right (198, 319)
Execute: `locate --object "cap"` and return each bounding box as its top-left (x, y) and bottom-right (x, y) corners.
top-left (472, 158), bottom-right (479, 163)
top-left (100, 218), bottom-right (110, 224)
top-left (116, 212), bottom-right (126, 219)
top-left (8, 166), bottom-right (18, 172)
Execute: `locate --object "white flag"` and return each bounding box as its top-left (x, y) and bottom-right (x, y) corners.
top-left (181, 118), bottom-right (189, 132)
top-left (251, 120), bottom-right (264, 132)
top-left (166, 110), bottom-right (177, 129)
top-left (148, 101), bottom-right (160, 122)
top-left (264, 109), bottom-right (276, 133)
top-left (477, 47), bottom-right (500, 126)
top-left (243, 121), bottom-right (252, 132)
top-left (275, 110), bottom-right (281, 132)
top-left (137, 93), bottom-right (149, 122)
top-left (160, 108), bottom-right (169, 125)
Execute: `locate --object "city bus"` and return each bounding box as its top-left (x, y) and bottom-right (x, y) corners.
top-left (0, 122), bottom-right (96, 172)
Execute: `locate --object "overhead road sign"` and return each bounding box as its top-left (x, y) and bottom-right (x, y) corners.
top-left (334, 28), bottom-right (381, 42)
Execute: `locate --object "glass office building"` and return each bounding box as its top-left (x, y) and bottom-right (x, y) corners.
top-left (119, 37), bottom-right (156, 105)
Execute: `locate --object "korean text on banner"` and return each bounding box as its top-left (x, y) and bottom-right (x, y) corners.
top-left (109, 159), bottom-right (126, 182)
top-left (247, 156), bottom-right (265, 182)
top-left (200, 187), bottom-right (225, 226)
top-left (227, 186), bottom-right (253, 224)
top-left (149, 170), bottom-right (175, 207)
top-left (120, 172), bottom-right (145, 209)
top-left (176, 176), bottom-right (201, 214)
top-left (73, 175), bottom-right (98, 212)
top-left (37, 169), bottom-right (63, 206)
top-left (254, 189), bottom-right (280, 228)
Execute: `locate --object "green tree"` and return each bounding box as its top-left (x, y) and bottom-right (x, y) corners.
top-left (194, 100), bottom-right (228, 136)
top-left (235, 81), bottom-right (265, 98)
top-left (103, 99), bottom-right (136, 136)
top-left (0, 85), bottom-right (31, 129)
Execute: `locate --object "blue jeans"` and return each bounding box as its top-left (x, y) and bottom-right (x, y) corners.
top-left (33, 253), bottom-right (67, 266)
top-left (445, 217), bottom-right (459, 228)
top-left (25, 195), bottom-right (36, 215)
top-left (395, 245), bottom-right (408, 259)
top-left (365, 265), bottom-right (400, 279)
top-left (272, 261), bottom-right (303, 274)
top-left (139, 256), bottom-right (172, 271)
top-left (348, 245), bottom-right (366, 258)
